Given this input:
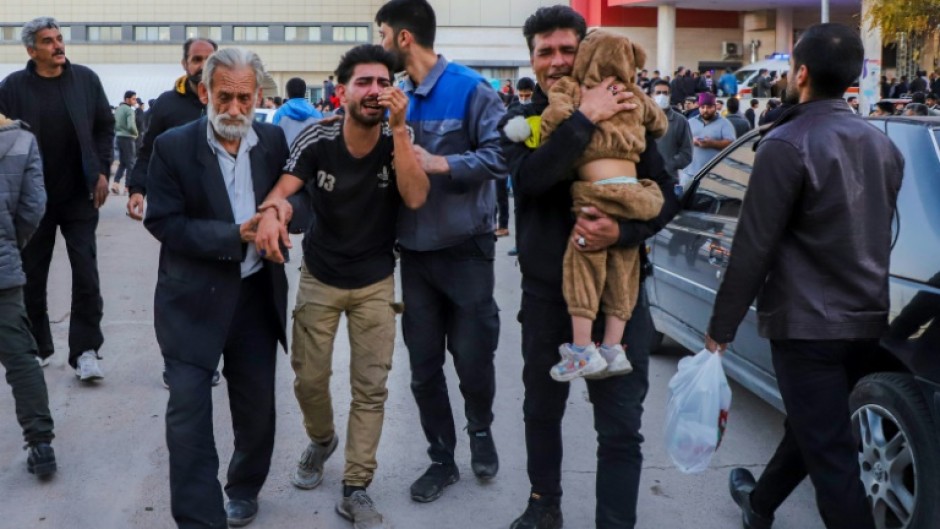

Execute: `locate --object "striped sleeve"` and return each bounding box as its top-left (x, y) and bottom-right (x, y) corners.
top-left (283, 121), bottom-right (342, 178)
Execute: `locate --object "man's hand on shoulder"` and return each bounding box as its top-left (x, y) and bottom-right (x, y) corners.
top-left (413, 144), bottom-right (450, 175)
top-left (571, 206), bottom-right (620, 251)
top-left (579, 77), bottom-right (637, 124)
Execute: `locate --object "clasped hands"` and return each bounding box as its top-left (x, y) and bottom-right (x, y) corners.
top-left (240, 199), bottom-right (294, 263)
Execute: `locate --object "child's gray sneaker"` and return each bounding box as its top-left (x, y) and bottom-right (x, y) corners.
top-left (550, 343), bottom-right (607, 382)
top-left (585, 344), bottom-right (633, 380)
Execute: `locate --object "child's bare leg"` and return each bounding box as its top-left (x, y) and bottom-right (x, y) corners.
top-left (572, 315), bottom-right (594, 347)
top-left (602, 314), bottom-right (627, 346)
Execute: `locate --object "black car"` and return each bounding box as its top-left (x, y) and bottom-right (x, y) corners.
top-left (647, 117), bottom-right (940, 529)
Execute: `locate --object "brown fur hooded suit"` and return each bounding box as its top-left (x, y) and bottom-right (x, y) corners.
top-left (542, 29), bottom-right (668, 323)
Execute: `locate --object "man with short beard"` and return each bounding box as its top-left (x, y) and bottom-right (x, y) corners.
top-left (682, 92), bottom-right (735, 188)
top-left (375, 0), bottom-right (508, 503)
top-left (256, 44), bottom-right (429, 529)
top-left (0, 16), bottom-right (113, 380)
top-left (144, 48), bottom-right (289, 528)
top-left (126, 37), bottom-right (218, 222)
top-left (709, 23), bottom-right (903, 529)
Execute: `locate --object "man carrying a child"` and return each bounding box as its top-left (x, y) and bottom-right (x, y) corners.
top-left (498, 5), bottom-right (679, 529)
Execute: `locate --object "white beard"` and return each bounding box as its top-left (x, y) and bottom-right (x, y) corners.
top-left (208, 103), bottom-right (254, 141)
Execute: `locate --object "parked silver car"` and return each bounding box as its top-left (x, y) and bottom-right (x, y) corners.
top-left (647, 117), bottom-right (940, 529)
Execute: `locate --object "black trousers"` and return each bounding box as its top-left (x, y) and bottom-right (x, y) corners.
top-left (22, 195), bottom-right (103, 367)
top-left (165, 271), bottom-right (279, 529)
top-left (400, 234), bottom-right (500, 464)
top-left (495, 179), bottom-right (510, 230)
top-left (0, 287), bottom-right (54, 445)
top-left (750, 339), bottom-right (877, 529)
top-left (520, 287), bottom-right (651, 529)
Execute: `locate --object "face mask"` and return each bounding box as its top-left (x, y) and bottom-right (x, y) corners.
top-left (654, 94), bottom-right (671, 109)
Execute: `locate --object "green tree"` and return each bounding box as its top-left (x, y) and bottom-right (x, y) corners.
top-left (864, 0), bottom-right (940, 43)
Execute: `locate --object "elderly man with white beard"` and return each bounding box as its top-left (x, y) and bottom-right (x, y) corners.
top-left (144, 48), bottom-right (290, 529)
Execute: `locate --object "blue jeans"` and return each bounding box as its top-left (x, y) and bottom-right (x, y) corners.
top-left (400, 234), bottom-right (500, 464)
top-left (520, 286), bottom-right (651, 529)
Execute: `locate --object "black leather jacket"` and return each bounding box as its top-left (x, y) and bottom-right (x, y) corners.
top-left (709, 99), bottom-right (904, 342)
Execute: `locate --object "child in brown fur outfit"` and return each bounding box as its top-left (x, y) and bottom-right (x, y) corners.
top-left (543, 29), bottom-right (667, 381)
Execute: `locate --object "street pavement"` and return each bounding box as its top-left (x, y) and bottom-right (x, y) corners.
top-left (0, 195), bottom-right (827, 529)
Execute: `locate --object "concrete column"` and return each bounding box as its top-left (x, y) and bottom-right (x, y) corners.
top-left (657, 4), bottom-right (676, 76)
top-left (860, 0), bottom-right (882, 114)
top-left (775, 8), bottom-right (794, 55)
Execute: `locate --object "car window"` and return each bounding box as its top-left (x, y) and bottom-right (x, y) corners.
top-left (734, 70), bottom-right (755, 84)
top-left (686, 137), bottom-right (758, 218)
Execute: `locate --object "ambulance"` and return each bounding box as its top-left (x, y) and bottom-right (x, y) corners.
top-left (732, 54), bottom-right (859, 100)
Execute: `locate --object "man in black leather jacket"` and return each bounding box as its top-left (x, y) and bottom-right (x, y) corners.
top-left (706, 24), bottom-right (904, 529)
top-left (499, 7), bottom-right (679, 529)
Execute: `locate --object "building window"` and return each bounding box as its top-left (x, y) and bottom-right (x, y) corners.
top-left (134, 26), bottom-right (170, 42)
top-left (1, 26), bottom-right (19, 42)
top-left (88, 26), bottom-right (123, 42)
top-left (186, 26), bottom-right (222, 41)
top-left (285, 26), bottom-right (321, 42)
top-left (88, 26), bottom-right (122, 42)
top-left (233, 26), bottom-right (269, 42)
top-left (59, 26), bottom-right (71, 41)
top-left (332, 26), bottom-right (368, 43)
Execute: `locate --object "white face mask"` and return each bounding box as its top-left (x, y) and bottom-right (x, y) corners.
top-left (654, 94), bottom-right (671, 109)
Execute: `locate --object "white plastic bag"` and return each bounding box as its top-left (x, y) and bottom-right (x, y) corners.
top-left (664, 348), bottom-right (732, 474)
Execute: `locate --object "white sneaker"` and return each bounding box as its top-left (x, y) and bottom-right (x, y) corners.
top-left (75, 351), bottom-right (104, 381)
top-left (550, 343), bottom-right (607, 382)
top-left (585, 344), bottom-right (634, 379)
top-left (36, 356), bottom-right (50, 368)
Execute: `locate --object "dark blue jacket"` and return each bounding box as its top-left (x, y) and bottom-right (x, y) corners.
top-left (144, 118), bottom-right (289, 369)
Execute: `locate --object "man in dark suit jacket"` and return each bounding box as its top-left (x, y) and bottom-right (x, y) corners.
top-left (144, 48), bottom-right (289, 529)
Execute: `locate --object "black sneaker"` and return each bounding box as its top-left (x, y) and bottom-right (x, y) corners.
top-left (410, 462), bottom-right (459, 503)
top-left (469, 428), bottom-right (499, 480)
top-left (27, 443), bottom-right (57, 479)
top-left (510, 493), bottom-right (563, 529)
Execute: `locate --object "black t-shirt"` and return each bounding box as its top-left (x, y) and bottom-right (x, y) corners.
top-left (285, 119), bottom-right (403, 289)
top-left (31, 75), bottom-right (83, 204)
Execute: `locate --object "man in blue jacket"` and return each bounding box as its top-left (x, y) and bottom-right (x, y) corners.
top-left (273, 77), bottom-right (323, 146)
top-left (376, 0), bottom-right (508, 503)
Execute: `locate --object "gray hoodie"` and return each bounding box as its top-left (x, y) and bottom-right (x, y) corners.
top-left (0, 117), bottom-right (46, 289)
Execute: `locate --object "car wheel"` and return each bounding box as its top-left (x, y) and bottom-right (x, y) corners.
top-left (849, 373), bottom-right (940, 529)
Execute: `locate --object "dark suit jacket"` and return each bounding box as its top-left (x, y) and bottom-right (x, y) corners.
top-left (144, 117), bottom-right (290, 369)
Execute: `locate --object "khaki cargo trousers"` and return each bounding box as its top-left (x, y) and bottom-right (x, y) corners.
top-left (291, 264), bottom-right (396, 487)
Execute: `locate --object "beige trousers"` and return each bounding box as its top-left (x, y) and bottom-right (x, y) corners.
top-left (563, 180), bottom-right (663, 321)
top-left (291, 265), bottom-right (396, 487)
